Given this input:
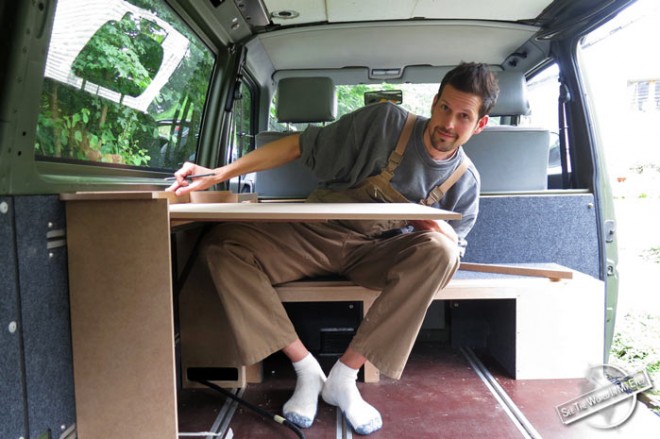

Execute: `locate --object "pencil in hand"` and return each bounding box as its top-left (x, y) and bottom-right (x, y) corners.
top-left (164, 172), bottom-right (216, 183)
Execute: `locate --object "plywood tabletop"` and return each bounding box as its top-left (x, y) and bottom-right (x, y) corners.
top-left (168, 202), bottom-right (461, 222)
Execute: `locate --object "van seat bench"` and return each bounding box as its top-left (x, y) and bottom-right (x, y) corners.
top-left (269, 266), bottom-right (603, 383)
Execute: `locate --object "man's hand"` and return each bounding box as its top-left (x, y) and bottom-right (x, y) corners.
top-left (408, 219), bottom-right (458, 244)
top-left (165, 162), bottom-right (219, 196)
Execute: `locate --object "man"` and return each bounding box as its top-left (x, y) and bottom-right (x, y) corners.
top-left (167, 62), bottom-right (499, 435)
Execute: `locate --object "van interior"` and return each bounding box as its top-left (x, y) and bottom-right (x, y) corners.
top-left (2, 0), bottom-right (657, 438)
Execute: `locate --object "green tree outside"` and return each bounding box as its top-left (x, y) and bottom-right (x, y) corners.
top-left (36, 0), bottom-right (214, 169)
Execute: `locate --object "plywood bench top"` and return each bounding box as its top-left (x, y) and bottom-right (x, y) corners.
top-left (274, 264), bottom-right (598, 304)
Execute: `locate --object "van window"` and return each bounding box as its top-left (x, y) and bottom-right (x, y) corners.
top-left (35, 0), bottom-right (215, 170)
top-left (628, 79), bottom-right (660, 112)
top-left (267, 83), bottom-right (439, 132)
top-left (520, 64), bottom-right (562, 175)
top-left (520, 64), bottom-right (560, 131)
top-left (228, 80), bottom-right (256, 193)
top-left (336, 83), bottom-right (438, 118)
top-left (233, 81), bottom-right (254, 160)
top-left (578, 0), bottom-right (660, 191)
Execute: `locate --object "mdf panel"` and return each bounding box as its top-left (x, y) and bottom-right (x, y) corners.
top-left (178, 245), bottom-right (247, 389)
top-left (515, 274), bottom-right (604, 379)
top-left (66, 199), bottom-right (177, 439)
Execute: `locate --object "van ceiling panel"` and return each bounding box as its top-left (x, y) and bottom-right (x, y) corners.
top-left (255, 21), bottom-right (539, 71)
top-left (328, 0), bottom-right (551, 22)
top-left (265, 0), bottom-right (327, 25)
top-left (265, 0), bottom-right (553, 26)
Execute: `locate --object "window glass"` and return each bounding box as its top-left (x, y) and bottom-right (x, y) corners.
top-left (628, 80), bottom-right (660, 112)
top-left (268, 83), bottom-right (439, 132)
top-left (520, 64), bottom-right (562, 174)
top-left (36, 0), bottom-right (215, 170)
top-left (336, 83), bottom-right (438, 118)
top-left (520, 64), bottom-right (560, 132)
top-left (578, 0), bottom-right (660, 193)
top-left (233, 82), bottom-right (254, 159)
top-left (229, 81), bottom-right (255, 193)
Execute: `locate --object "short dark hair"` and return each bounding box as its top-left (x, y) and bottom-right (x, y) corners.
top-left (438, 62), bottom-right (499, 118)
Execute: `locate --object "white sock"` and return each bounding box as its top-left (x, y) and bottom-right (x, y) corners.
top-left (282, 353), bottom-right (326, 428)
top-left (321, 361), bottom-right (383, 435)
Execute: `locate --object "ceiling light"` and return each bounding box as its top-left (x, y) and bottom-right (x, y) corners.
top-left (271, 10), bottom-right (300, 19)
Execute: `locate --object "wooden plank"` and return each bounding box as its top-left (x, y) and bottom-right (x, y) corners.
top-left (178, 245), bottom-right (248, 390)
top-left (61, 190), bottom-right (257, 204)
top-left (61, 190), bottom-right (190, 204)
top-left (189, 191), bottom-right (258, 203)
top-left (169, 202), bottom-right (461, 222)
top-left (275, 284), bottom-right (379, 302)
top-left (515, 274), bottom-right (604, 379)
top-left (66, 199), bottom-right (178, 439)
top-left (458, 262), bottom-right (573, 280)
top-left (274, 277), bottom-right (545, 302)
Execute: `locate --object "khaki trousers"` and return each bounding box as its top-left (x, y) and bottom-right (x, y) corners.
top-left (200, 220), bottom-right (459, 379)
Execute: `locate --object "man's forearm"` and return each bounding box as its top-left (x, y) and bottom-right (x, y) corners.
top-left (215, 133), bottom-right (301, 182)
top-left (166, 133), bottom-right (302, 195)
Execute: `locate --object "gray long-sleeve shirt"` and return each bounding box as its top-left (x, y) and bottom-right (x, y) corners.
top-left (299, 102), bottom-right (480, 246)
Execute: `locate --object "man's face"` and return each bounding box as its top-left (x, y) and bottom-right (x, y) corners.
top-left (423, 84), bottom-right (489, 160)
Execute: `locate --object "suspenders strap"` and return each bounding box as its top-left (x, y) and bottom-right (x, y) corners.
top-left (420, 155), bottom-right (473, 206)
top-left (378, 109), bottom-right (472, 206)
top-left (382, 112), bottom-right (416, 178)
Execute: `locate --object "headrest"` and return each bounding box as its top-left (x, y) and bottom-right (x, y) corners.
top-left (490, 72), bottom-right (531, 117)
top-left (276, 77), bottom-right (337, 123)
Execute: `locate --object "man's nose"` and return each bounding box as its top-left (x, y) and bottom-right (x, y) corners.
top-left (441, 114), bottom-right (455, 131)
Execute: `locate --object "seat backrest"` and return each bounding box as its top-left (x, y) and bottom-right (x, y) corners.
top-left (254, 132), bottom-right (320, 198)
top-left (254, 77), bottom-right (336, 199)
top-left (462, 72), bottom-right (550, 192)
top-left (462, 126), bottom-right (550, 192)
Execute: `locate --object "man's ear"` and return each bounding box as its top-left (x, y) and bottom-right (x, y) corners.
top-left (431, 94), bottom-right (439, 112)
top-left (473, 115), bottom-right (489, 135)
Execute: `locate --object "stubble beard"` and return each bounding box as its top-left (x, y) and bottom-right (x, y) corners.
top-left (430, 127), bottom-right (458, 154)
